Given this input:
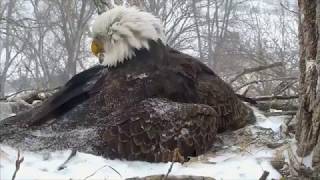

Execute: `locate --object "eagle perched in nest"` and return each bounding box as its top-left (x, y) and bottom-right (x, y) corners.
top-left (0, 7), bottom-right (254, 162)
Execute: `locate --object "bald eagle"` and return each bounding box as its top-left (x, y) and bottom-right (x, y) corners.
top-left (0, 7), bottom-right (254, 162)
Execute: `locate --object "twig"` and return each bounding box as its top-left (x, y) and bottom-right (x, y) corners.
top-left (258, 170), bottom-right (269, 180)
top-left (12, 149), bottom-right (24, 180)
top-left (163, 161), bottom-right (175, 180)
top-left (57, 149), bottom-right (77, 171)
top-left (280, 2), bottom-right (299, 15)
top-left (83, 164), bottom-right (122, 180)
top-left (93, 0), bottom-right (113, 14)
top-left (163, 148), bottom-right (183, 180)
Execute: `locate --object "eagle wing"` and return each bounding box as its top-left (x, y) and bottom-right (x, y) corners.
top-left (98, 98), bottom-right (217, 162)
top-left (4, 65), bottom-right (107, 127)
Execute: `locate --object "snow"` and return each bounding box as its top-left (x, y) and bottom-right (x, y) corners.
top-left (251, 107), bottom-right (284, 132)
top-left (284, 141), bottom-right (314, 169)
top-left (0, 146), bottom-right (281, 180)
top-left (257, 115), bottom-right (284, 133)
top-left (0, 102), bottom-right (15, 121)
top-left (0, 107), bottom-right (288, 180)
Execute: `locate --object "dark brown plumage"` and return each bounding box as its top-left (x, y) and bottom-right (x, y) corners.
top-left (0, 40), bottom-right (254, 162)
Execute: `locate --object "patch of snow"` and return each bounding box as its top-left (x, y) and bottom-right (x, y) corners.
top-left (0, 102), bottom-right (15, 121)
top-left (205, 148), bottom-right (279, 179)
top-left (150, 99), bottom-right (178, 116)
top-left (0, 145), bottom-right (281, 180)
top-left (251, 107), bottom-right (285, 132)
top-left (270, 109), bottom-right (282, 112)
top-left (135, 73), bottom-right (148, 79)
top-left (301, 152), bottom-right (313, 168)
top-left (285, 142), bottom-right (314, 169)
top-left (127, 73), bottom-right (148, 80)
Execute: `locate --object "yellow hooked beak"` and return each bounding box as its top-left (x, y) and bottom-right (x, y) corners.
top-left (91, 39), bottom-right (104, 57)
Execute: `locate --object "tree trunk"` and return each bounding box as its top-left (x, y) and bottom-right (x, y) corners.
top-left (191, 0), bottom-right (204, 60)
top-left (0, 0), bottom-right (16, 98)
top-left (295, 0), bottom-right (320, 170)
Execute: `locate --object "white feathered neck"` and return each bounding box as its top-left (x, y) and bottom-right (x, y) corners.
top-left (92, 6), bottom-right (166, 67)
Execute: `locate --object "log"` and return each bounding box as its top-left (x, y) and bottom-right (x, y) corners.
top-left (263, 111), bottom-right (297, 117)
top-left (255, 102), bottom-right (298, 112)
top-left (250, 95), bottom-right (299, 101)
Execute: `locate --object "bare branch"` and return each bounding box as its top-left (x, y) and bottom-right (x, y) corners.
top-left (235, 77), bottom-right (298, 91)
top-left (11, 149), bottom-right (24, 180)
top-left (280, 2), bottom-right (299, 15)
top-left (229, 62), bottom-right (284, 84)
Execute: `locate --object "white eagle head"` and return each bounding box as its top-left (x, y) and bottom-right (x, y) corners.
top-left (91, 6), bottom-right (166, 67)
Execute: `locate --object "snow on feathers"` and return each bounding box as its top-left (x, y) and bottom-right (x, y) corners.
top-left (92, 6), bottom-right (166, 67)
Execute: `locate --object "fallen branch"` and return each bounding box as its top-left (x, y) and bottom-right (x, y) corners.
top-left (255, 102), bottom-right (298, 111)
top-left (263, 111), bottom-right (297, 117)
top-left (235, 77), bottom-right (297, 91)
top-left (250, 95), bottom-right (299, 101)
top-left (230, 62), bottom-right (283, 83)
top-left (0, 89), bottom-right (34, 101)
top-left (1, 87), bottom-right (60, 102)
top-left (12, 149), bottom-right (24, 180)
top-left (236, 94), bottom-right (258, 104)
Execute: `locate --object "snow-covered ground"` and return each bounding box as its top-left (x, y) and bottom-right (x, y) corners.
top-left (0, 108), bottom-right (290, 180)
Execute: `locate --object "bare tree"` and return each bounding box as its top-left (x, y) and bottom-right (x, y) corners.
top-left (295, 0), bottom-right (320, 171)
top-left (191, 0), bottom-right (204, 59)
top-left (52, 0), bottom-right (95, 80)
top-left (0, 0), bottom-right (25, 97)
top-left (225, 0), bottom-right (299, 97)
